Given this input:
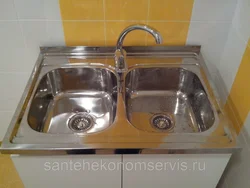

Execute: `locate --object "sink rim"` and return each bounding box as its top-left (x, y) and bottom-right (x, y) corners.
top-left (0, 46), bottom-right (237, 155)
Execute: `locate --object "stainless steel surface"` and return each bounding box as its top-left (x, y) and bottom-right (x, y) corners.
top-left (116, 25), bottom-right (163, 51)
top-left (150, 114), bottom-right (174, 132)
top-left (0, 45), bottom-right (238, 155)
top-left (115, 24), bottom-right (163, 74)
top-left (68, 112), bottom-right (95, 132)
top-left (125, 67), bottom-right (215, 133)
top-left (28, 67), bottom-right (117, 134)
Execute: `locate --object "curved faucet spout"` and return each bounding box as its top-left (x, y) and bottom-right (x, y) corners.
top-left (114, 24), bottom-right (163, 92)
top-left (115, 24), bottom-right (163, 74)
top-left (116, 24), bottom-right (163, 51)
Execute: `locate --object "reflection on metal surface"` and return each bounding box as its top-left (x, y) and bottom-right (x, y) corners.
top-left (68, 112), bottom-right (94, 132)
top-left (0, 46), bottom-right (238, 155)
top-left (28, 68), bottom-right (117, 134)
top-left (150, 114), bottom-right (174, 132)
top-left (125, 68), bottom-right (215, 133)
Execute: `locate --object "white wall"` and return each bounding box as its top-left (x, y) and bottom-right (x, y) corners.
top-left (219, 0), bottom-right (250, 102)
top-left (187, 0), bottom-right (237, 80)
top-left (218, 0), bottom-right (250, 187)
top-left (0, 0), bottom-right (64, 139)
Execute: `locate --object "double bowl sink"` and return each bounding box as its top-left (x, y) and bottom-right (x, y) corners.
top-left (0, 46), bottom-right (236, 154)
top-left (29, 66), bottom-right (214, 135)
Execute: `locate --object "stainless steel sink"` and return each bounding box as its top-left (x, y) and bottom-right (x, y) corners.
top-left (125, 67), bottom-right (215, 133)
top-left (0, 46), bottom-right (236, 154)
top-left (28, 67), bottom-right (117, 134)
top-left (0, 24), bottom-right (237, 154)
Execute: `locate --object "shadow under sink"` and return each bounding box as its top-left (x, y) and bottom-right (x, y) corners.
top-left (28, 67), bottom-right (117, 134)
top-left (125, 67), bottom-right (215, 133)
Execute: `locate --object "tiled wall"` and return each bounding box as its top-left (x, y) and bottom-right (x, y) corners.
top-left (59, 0), bottom-right (194, 46)
top-left (218, 0), bottom-right (250, 187)
top-left (0, 0), bottom-right (64, 139)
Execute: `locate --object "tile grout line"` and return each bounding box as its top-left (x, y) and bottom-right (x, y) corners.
top-left (145, 0), bottom-right (150, 46)
top-left (57, 0), bottom-right (66, 46)
top-left (12, 0), bottom-right (29, 59)
top-left (103, 0), bottom-right (107, 46)
top-left (185, 0), bottom-right (196, 45)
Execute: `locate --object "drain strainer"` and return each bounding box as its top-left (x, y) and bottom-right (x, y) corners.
top-left (150, 114), bottom-right (174, 131)
top-left (68, 113), bottom-right (94, 132)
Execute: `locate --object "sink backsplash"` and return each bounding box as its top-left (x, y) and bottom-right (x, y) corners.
top-left (59, 0), bottom-right (194, 46)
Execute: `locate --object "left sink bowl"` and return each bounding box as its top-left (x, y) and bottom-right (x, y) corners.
top-left (28, 67), bottom-right (118, 134)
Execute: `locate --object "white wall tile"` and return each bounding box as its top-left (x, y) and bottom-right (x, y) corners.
top-left (0, 72), bottom-right (30, 111)
top-left (14, 0), bottom-right (61, 20)
top-left (20, 21), bottom-right (65, 63)
top-left (219, 26), bottom-right (247, 98)
top-left (0, 111), bottom-right (14, 140)
top-left (232, 0), bottom-right (250, 43)
top-left (0, 21), bottom-right (34, 73)
top-left (191, 0), bottom-right (237, 22)
top-left (216, 1), bottom-right (250, 187)
top-left (187, 22), bottom-right (231, 77)
top-left (0, 0), bottom-right (17, 20)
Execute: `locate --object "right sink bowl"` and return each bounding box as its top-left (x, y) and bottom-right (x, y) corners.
top-left (125, 67), bottom-right (216, 133)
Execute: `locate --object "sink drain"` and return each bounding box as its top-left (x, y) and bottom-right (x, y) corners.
top-left (150, 114), bottom-right (174, 131)
top-left (68, 113), bottom-right (94, 132)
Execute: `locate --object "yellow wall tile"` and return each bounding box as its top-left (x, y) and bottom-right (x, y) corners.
top-left (105, 0), bottom-right (148, 20)
top-left (63, 22), bottom-right (105, 46)
top-left (106, 21), bottom-right (147, 46)
top-left (149, 0), bottom-right (194, 21)
top-left (60, 0), bottom-right (104, 20)
top-left (224, 39), bottom-right (250, 134)
top-left (146, 22), bottom-right (190, 45)
top-left (60, 0), bottom-right (194, 46)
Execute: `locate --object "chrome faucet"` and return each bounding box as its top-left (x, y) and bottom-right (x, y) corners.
top-left (114, 24), bottom-right (163, 73)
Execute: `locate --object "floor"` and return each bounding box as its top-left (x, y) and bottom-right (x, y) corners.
top-left (0, 143), bottom-right (24, 188)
